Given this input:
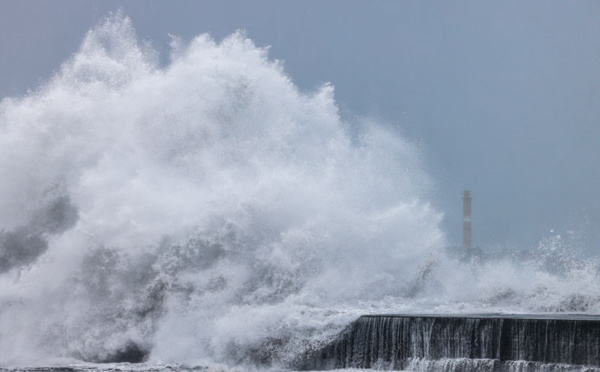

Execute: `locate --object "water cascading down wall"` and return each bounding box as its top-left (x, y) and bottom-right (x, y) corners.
top-left (299, 314), bottom-right (600, 371)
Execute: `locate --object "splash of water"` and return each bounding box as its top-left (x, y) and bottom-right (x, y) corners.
top-left (0, 13), bottom-right (442, 367)
top-left (0, 13), bottom-right (599, 369)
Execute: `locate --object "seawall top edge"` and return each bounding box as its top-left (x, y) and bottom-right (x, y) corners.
top-left (360, 313), bottom-right (600, 321)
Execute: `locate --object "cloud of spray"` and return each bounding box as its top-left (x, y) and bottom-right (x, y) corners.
top-left (0, 14), bottom-right (443, 366)
top-left (1, 13), bottom-right (600, 369)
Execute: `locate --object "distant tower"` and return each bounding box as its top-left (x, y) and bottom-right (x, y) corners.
top-left (463, 190), bottom-right (472, 250)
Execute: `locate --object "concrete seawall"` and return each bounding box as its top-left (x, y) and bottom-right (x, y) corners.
top-left (298, 314), bottom-right (600, 371)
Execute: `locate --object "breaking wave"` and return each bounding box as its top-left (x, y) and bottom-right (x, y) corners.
top-left (0, 13), bottom-right (599, 369)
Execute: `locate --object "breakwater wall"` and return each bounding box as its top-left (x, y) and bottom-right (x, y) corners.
top-left (299, 314), bottom-right (600, 371)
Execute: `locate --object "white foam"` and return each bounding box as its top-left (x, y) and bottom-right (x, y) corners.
top-left (0, 12), bottom-right (599, 369)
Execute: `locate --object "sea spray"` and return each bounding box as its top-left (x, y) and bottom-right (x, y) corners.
top-left (1, 13), bottom-right (600, 370)
top-left (0, 13), bottom-right (442, 367)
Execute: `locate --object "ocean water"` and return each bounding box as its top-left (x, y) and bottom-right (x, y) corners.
top-left (1, 13), bottom-right (599, 371)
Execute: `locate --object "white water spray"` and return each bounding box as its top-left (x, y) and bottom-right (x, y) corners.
top-left (0, 13), bottom-right (599, 369)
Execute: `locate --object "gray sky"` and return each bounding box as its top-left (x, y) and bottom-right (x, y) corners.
top-left (1, 0), bottom-right (600, 251)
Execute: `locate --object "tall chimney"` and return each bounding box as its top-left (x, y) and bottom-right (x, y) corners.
top-left (463, 190), bottom-right (472, 249)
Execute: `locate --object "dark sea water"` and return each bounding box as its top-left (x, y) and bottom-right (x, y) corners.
top-left (0, 365), bottom-right (210, 372)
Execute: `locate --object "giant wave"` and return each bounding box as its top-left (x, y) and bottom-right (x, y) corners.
top-left (0, 13), bottom-right (599, 370)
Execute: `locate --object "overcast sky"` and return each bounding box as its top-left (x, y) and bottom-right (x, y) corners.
top-left (1, 1), bottom-right (600, 252)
